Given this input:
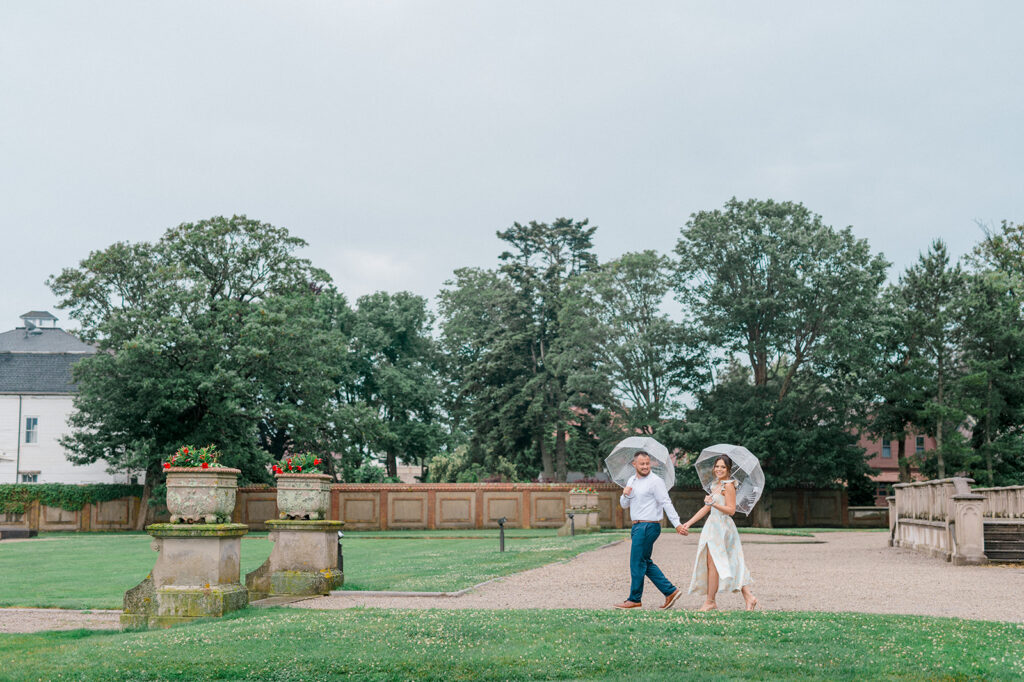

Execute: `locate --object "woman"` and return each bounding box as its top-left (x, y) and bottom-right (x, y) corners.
top-left (681, 455), bottom-right (758, 611)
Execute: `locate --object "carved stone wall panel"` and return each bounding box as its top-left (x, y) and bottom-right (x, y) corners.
top-left (435, 493), bottom-right (475, 528)
top-left (483, 495), bottom-right (520, 527)
top-left (388, 494), bottom-right (428, 529)
top-left (532, 495), bottom-right (566, 527)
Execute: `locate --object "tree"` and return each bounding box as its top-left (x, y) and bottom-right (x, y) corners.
top-left (896, 240), bottom-right (967, 478)
top-left (559, 250), bottom-right (705, 444)
top-left (343, 291), bottom-right (446, 479)
top-left (957, 221), bottom-right (1024, 485)
top-left (864, 287), bottom-right (929, 483)
top-left (439, 218), bottom-right (598, 481)
top-left (674, 198), bottom-right (889, 490)
top-left (48, 216), bottom-right (348, 524)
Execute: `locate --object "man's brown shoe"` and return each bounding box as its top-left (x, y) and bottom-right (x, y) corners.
top-left (660, 589), bottom-right (681, 610)
top-left (613, 601), bottom-right (642, 609)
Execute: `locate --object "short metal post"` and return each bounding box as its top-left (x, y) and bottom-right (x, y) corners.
top-left (337, 531), bottom-right (344, 572)
top-left (568, 511), bottom-right (575, 537)
top-left (498, 517), bottom-right (506, 552)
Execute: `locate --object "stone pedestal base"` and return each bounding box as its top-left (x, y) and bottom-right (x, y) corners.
top-left (558, 508), bottom-right (600, 536)
top-left (121, 523), bottom-right (249, 629)
top-left (246, 519), bottom-right (344, 600)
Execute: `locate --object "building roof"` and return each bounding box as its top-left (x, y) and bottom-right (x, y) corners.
top-left (0, 353), bottom-right (86, 394)
top-left (0, 327), bottom-right (96, 354)
top-left (20, 310), bottom-right (58, 321)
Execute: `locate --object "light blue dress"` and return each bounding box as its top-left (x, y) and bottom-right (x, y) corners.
top-left (688, 480), bottom-right (753, 595)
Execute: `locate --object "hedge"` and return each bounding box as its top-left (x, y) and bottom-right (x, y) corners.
top-left (0, 484), bottom-right (144, 514)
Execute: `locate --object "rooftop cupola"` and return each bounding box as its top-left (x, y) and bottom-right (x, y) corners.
top-left (20, 310), bottom-right (58, 332)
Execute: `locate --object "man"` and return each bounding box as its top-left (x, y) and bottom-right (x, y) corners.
top-left (614, 450), bottom-right (688, 609)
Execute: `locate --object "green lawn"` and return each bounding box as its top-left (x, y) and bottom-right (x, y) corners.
top-left (0, 531), bottom-right (618, 608)
top-left (0, 608), bottom-right (1020, 680)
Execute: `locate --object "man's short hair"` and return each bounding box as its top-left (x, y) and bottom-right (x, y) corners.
top-left (633, 451), bottom-right (650, 461)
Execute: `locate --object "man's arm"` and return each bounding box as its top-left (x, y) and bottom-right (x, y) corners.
top-left (653, 477), bottom-right (682, 528)
top-left (619, 475), bottom-right (635, 509)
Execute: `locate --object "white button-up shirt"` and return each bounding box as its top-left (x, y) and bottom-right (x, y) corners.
top-left (619, 473), bottom-right (681, 527)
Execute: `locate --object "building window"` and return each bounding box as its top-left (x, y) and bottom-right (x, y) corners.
top-left (875, 483), bottom-right (893, 499)
top-left (24, 417), bottom-right (38, 444)
top-left (916, 436), bottom-right (925, 453)
top-left (881, 437), bottom-right (892, 458)
top-left (20, 473), bottom-right (39, 483)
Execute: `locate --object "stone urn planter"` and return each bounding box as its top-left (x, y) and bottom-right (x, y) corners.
top-left (165, 467), bottom-right (240, 524)
top-left (276, 473), bottom-right (332, 520)
top-left (560, 489), bottom-right (601, 536)
top-left (569, 491), bottom-right (598, 509)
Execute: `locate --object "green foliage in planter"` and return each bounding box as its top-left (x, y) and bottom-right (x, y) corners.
top-left (0, 483), bottom-right (143, 514)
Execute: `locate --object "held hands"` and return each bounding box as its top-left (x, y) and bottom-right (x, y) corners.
top-left (675, 524), bottom-right (689, 536)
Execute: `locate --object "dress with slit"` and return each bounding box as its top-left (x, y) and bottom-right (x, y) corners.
top-left (687, 480), bottom-right (753, 594)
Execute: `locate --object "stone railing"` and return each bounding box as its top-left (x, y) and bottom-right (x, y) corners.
top-left (972, 485), bottom-right (1024, 520)
top-left (888, 478), bottom-right (986, 565)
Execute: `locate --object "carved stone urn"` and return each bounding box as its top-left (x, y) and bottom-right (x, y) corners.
top-left (165, 467), bottom-right (240, 524)
top-left (275, 473), bottom-right (332, 520)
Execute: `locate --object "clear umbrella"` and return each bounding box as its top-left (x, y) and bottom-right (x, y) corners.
top-left (693, 444), bottom-right (764, 516)
top-left (603, 436), bottom-right (675, 490)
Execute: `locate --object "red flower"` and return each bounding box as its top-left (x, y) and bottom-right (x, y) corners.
top-left (183, 447), bottom-right (189, 454)
top-left (297, 466), bottom-right (302, 472)
top-left (314, 458), bottom-right (321, 466)
top-left (288, 464), bottom-right (293, 471)
top-left (163, 462), bottom-right (171, 469)
top-left (201, 462), bottom-right (209, 469)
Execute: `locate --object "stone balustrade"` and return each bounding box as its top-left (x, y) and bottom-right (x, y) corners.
top-left (889, 477), bottom-right (993, 565)
top-left (973, 485), bottom-right (1024, 520)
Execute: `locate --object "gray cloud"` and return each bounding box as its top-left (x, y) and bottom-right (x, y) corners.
top-left (1, 1), bottom-right (1021, 329)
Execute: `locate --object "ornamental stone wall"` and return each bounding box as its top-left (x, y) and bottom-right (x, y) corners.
top-left (0, 483), bottom-right (858, 533)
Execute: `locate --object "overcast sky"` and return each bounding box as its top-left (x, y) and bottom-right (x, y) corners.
top-left (1, 2), bottom-right (1021, 332)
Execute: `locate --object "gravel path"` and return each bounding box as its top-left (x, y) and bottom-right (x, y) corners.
top-left (0, 608), bottom-right (122, 633)
top-left (296, 532), bottom-right (1024, 622)
top-left (3, 531), bottom-right (1022, 632)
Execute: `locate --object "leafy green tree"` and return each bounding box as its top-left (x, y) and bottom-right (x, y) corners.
top-left (48, 216), bottom-right (348, 523)
top-left (956, 221), bottom-right (1024, 485)
top-left (674, 198), bottom-right (889, 491)
top-left (563, 251), bottom-right (703, 428)
top-left (343, 291), bottom-right (446, 479)
top-left (439, 218), bottom-right (598, 481)
top-left (864, 286), bottom-right (930, 483)
top-left (896, 240), bottom-right (968, 478)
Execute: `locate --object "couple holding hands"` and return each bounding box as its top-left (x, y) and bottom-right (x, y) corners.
top-left (614, 450), bottom-right (758, 612)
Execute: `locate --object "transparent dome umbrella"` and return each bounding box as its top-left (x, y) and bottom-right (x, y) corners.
top-left (693, 444), bottom-right (765, 516)
top-left (603, 436), bottom-right (675, 490)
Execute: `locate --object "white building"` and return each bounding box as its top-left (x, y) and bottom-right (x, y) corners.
top-left (0, 311), bottom-right (127, 484)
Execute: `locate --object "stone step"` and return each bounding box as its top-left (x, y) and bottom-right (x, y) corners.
top-left (985, 529), bottom-right (1024, 538)
top-left (985, 551), bottom-right (1024, 562)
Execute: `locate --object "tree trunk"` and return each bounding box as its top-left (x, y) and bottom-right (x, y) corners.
top-left (385, 452), bottom-right (397, 479)
top-left (935, 364), bottom-right (946, 478)
top-left (897, 435), bottom-right (910, 483)
top-left (555, 427), bottom-right (567, 482)
top-left (985, 377), bottom-right (995, 486)
top-left (134, 465), bottom-right (158, 531)
top-left (539, 435), bottom-right (553, 481)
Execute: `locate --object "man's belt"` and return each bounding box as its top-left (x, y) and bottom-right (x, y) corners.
top-left (631, 520), bottom-right (661, 524)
